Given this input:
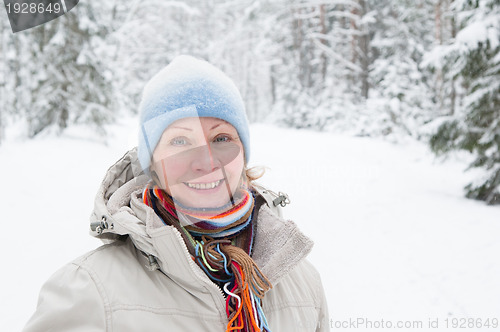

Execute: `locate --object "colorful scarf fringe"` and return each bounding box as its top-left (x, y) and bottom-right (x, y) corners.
top-left (143, 183), bottom-right (272, 332)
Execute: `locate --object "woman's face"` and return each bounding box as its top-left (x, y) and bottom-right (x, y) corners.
top-left (151, 117), bottom-right (245, 208)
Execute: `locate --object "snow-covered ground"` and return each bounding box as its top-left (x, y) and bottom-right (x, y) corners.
top-left (1, 118), bottom-right (499, 331)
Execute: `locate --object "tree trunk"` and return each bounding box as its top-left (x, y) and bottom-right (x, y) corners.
top-left (319, 4), bottom-right (327, 81)
top-left (435, 0), bottom-right (444, 111)
top-left (352, 0), bottom-right (370, 99)
top-left (358, 0), bottom-right (369, 99)
top-left (449, 0), bottom-right (457, 115)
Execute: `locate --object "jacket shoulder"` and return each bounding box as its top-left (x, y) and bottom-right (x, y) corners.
top-left (71, 238), bottom-right (154, 303)
top-left (23, 250), bottom-right (113, 331)
top-left (73, 238), bottom-right (140, 269)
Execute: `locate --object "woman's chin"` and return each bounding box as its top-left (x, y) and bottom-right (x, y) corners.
top-left (183, 196), bottom-right (233, 209)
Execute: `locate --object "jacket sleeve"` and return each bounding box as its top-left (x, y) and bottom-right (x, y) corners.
top-left (23, 262), bottom-right (108, 332)
top-left (316, 272), bottom-right (330, 332)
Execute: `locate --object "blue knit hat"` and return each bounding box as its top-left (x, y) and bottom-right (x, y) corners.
top-left (137, 55), bottom-right (250, 174)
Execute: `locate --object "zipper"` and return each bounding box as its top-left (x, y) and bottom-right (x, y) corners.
top-left (171, 229), bottom-right (229, 326)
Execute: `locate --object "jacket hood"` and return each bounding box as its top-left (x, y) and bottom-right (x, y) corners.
top-left (89, 148), bottom-right (314, 286)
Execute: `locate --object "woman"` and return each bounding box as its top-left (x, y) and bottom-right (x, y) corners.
top-left (23, 55), bottom-right (329, 332)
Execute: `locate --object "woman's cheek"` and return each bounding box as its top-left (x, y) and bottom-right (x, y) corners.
top-left (226, 153), bottom-right (245, 190)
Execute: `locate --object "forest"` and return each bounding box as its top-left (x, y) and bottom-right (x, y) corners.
top-left (0, 0), bottom-right (499, 203)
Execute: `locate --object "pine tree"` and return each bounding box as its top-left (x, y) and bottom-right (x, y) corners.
top-left (107, 0), bottom-right (212, 114)
top-left (430, 0), bottom-right (500, 204)
top-left (1, 2), bottom-right (118, 137)
top-left (268, 1), bottom-right (368, 130)
top-left (0, 19), bottom-right (6, 142)
top-left (31, 3), bottom-right (117, 136)
top-left (369, 0), bottom-right (436, 137)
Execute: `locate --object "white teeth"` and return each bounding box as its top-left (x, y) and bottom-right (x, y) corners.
top-left (186, 180), bottom-right (221, 190)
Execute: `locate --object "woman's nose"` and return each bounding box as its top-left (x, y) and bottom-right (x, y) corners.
top-left (190, 144), bottom-right (221, 173)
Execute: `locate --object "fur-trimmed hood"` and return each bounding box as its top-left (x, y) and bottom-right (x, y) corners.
top-left (89, 147), bottom-right (314, 286)
top-left (24, 148), bottom-right (330, 332)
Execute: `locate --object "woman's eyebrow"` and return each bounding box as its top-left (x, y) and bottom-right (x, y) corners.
top-left (170, 126), bottom-right (192, 131)
top-left (210, 123), bottom-right (222, 130)
top-left (170, 123), bottom-right (229, 131)
top-left (210, 122), bottom-right (236, 131)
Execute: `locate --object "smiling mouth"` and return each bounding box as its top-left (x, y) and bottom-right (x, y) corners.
top-left (184, 179), bottom-right (223, 190)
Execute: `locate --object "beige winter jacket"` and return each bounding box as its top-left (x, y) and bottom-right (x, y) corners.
top-left (23, 148), bottom-right (330, 332)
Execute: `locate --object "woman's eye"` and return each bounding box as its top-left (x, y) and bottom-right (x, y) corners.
top-left (170, 137), bottom-right (189, 146)
top-left (213, 135), bottom-right (231, 143)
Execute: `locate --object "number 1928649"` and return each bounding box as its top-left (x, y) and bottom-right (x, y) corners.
top-left (5, 2), bottom-right (62, 14)
top-left (444, 318), bottom-right (498, 329)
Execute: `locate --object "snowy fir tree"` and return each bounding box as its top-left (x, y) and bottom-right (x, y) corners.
top-left (428, 0), bottom-right (500, 204)
top-left (267, 1), bottom-right (375, 130)
top-left (0, 18), bottom-right (6, 142)
top-left (1, 12), bottom-right (21, 140)
top-left (369, 0), bottom-right (436, 138)
top-left (1, 2), bottom-right (118, 137)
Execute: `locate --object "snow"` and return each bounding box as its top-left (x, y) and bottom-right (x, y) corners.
top-left (1, 118), bottom-right (499, 331)
top-left (456, 16), bottom-right (500, 50)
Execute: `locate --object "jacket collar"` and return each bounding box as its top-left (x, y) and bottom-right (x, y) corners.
top-left (90, 148), bottom-right (314, 288)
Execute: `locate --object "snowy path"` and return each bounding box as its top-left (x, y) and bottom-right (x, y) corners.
top-left (1, 119), bottom-right (499, 331)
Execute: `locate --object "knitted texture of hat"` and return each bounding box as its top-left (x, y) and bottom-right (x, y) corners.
top-left (137, 55), bottom-right (250, 174)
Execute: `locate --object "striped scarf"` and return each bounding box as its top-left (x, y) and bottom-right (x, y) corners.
top-left (143, 183), bottom-right (272, 332)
